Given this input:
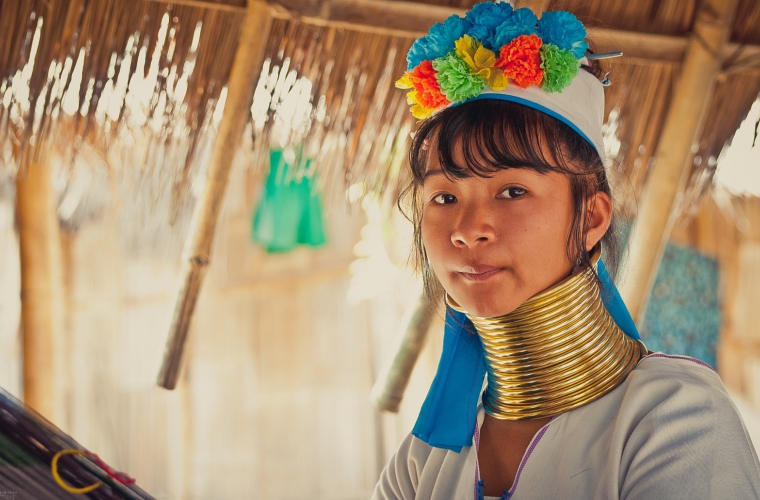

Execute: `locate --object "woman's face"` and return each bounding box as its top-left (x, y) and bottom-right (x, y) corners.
top-left (421, 140), bottom-right (576, 318)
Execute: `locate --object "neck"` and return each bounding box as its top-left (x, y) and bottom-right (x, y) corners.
top-left (447, 262), bottom-right (646, 421)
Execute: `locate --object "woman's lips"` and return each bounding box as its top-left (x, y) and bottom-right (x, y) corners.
top-left (458, 266), bottom-right (504, 281)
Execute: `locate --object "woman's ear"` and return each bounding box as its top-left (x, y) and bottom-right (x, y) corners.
top-left (585, 191), bottom-right (612, 251)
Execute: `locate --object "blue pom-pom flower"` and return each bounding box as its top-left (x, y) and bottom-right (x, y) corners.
top-left (407, 37), bottom-right (434, 70)
top-left (537, 11), bottom-right (588, 59)
top-left (492, 8), bottom-right (538, 49)
top-left (465, 2), bottom-right (515, 50)
top-left (407, 15), bottom-right (472, 69)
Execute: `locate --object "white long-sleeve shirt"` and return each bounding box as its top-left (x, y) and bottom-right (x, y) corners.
top-left (372, 354), bottom-right (760, 500)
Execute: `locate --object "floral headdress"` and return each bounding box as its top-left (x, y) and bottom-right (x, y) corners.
top-left (396, 2), bottom-right (590, 120)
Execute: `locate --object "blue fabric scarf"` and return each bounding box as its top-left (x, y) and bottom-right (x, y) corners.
top-left (412, 259), bottom-right (641, 452)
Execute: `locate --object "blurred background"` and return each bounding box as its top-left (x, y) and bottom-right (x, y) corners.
top-left (1, 0), bottom-right (760, 498)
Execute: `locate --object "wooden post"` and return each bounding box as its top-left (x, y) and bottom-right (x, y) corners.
top-left (370, 293), bottom-right (439, 412)
top-left (618, 0), bottom-right (739, 324)
top-left (16, 161), bottom-right (65, 420)
top-left (157, 0), bottom-right (273, 390)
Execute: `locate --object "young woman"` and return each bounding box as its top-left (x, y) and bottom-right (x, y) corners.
top-left (373, 3), bottom-right (760, 499)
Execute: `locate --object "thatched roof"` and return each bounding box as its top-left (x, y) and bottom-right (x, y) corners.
top-left (1, 0), bottom-right (759, 229)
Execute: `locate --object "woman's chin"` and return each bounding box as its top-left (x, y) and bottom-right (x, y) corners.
top-left (450, 294), bottom-right (521, 318)
top-left (470, 305), bottom-right (518, 318)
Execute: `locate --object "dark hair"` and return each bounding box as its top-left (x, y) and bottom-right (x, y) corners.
top-left (399, 99), bottom-right (620, 300)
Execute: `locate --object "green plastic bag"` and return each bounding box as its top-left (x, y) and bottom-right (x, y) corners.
top-left (251, 149), bottom-right (327, 253)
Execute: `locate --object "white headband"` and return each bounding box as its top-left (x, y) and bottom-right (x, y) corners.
top-left (461, 66), bottom-right (606, 159)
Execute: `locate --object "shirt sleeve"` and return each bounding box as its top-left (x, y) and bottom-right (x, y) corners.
top-left (620, 363), bottom-right (760, 500)
top-left (371, 433), bottom-right (432, 500)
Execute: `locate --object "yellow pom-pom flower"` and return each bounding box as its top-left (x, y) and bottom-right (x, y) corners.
top-left (454, 35), bottom-right (507, 91)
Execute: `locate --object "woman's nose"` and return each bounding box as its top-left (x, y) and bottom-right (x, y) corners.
top-left (450, 207), bottom-right (496, 247)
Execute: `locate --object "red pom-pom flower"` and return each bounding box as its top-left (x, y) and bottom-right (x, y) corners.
top-left (495, 34), bottom-right (543, 88)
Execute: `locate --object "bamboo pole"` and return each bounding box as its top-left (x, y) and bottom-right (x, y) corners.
top-left (157, 0), bottom-right (273, 390)
top-left (16, 162), bottom-right (65, 421)
top-left (370, 292), bottom-right (440, 412)
top-left (618, 0), bottom-right (740, 324)
top-left (513, 0), bottom-right (551, 14)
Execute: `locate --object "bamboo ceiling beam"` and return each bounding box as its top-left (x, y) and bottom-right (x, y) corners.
top-left (618, 0), bottom-right (740, 325)
top-left (140, 0), bottom-right (760, 70)
top-left (157, 0), bottom-right (274, 390)
top-left (143, 0), bottom-right (247, 13)
top-left (271, 0), bottom-right (758, 68)
top-left (16, 162), bottom-right (65, 421)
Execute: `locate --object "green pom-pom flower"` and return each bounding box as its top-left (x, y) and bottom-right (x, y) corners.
top-left (540, 44), bottom-right (579, 93)
top-left (432, 52), bottom-right (486, 103)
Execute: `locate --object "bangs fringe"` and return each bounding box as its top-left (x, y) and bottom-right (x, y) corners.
top-left (410, 100), bottom-right (601, 181)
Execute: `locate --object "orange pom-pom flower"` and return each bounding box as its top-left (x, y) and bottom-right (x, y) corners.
top-left (396, 60), bottom-right (451, 118)
top-left (407, 60), bottom-right (450, 109)
top-left (495, 34), bottom-right (543, 88)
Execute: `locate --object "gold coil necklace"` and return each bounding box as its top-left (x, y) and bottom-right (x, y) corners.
top-left (446, 251), bottom-right (647, 420)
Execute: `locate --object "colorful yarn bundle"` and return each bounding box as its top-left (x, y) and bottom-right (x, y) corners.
top-left (0, 388), bottom-right (153, 499)
top-left (396, 2), bottom-right (589, 118)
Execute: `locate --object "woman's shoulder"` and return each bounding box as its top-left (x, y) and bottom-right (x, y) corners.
top-left (635, 352), bottom-right (716, 378)
top-left (611, 354), bottom-right (760, 498)
top-left (548, 352), bottom-right (760, 498)
top-left (624, 352), bottom-right (726, 403)
top-left (599, 352), bottom-right (733, 420)
top-left (558, 351), bottom-right (739, 445)
top-left (578, 351), bottom-right (756, 466)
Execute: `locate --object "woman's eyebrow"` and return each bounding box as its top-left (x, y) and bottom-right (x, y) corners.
top-left (422, 170), bottom-right (445, 183)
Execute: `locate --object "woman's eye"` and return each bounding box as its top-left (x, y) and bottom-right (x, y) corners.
top-left (432, 193), bottom-right (457, 204)
top-left (500, 187), bottom-right (526, 199)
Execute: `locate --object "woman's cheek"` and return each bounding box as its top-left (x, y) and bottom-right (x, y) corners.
top-left (420, 207), bottom-right (441, 245)
top-left (421, 215), bottom-right (448, 275)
